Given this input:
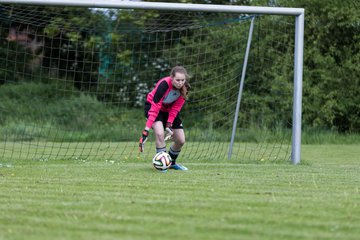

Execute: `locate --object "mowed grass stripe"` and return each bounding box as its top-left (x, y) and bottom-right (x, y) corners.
top-left (1, 144), bottom-right (360, 240)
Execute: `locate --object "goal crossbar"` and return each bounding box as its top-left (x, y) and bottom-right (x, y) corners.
top-left (0, 0), bottom-right (304, 16)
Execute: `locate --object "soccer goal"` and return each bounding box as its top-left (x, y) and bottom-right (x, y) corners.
top-left (0, 0), bottom-right (304, 164)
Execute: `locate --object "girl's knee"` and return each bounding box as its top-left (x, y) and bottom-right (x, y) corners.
top-left (176, 138), bottom-right (185, 147)
top-left (154, 131), bottom-right (164, 140)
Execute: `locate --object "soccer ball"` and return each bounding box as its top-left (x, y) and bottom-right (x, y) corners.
top-left (152, 151), bottom-right (172, 170)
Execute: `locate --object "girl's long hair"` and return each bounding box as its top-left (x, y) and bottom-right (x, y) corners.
top-left (170, 66), bottom-right (191, 99)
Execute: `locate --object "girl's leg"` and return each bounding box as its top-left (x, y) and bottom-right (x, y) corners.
top-left (152, 121), bottom-right (166, 152)
top-left (169, 129), bottom-right (187, 170)
top-left (171, 128), bottom-right (185, 152)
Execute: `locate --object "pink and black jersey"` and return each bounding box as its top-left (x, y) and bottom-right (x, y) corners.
top-left (145, 76), bottom-right (185, 129)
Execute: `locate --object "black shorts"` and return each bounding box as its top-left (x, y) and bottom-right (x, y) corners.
top-left (144, 101), bottom-right (183, 129)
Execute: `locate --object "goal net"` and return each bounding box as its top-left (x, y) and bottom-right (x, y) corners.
top-left (0, 1), bottom-right (303, 163)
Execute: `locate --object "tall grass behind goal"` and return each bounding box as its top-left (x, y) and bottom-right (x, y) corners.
top-left (0, 1), bottom-right (304, 163)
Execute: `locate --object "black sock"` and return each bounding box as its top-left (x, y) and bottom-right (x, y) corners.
top-left (169, 146), bottom-right (181, 164)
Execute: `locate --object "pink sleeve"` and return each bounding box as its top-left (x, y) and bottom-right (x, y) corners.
top-left (167, 96), bottom-right (185, 124)
top-left (146, 102), bottom-right (162, 129)
top-left (145, 78), bottom-right (170, 129)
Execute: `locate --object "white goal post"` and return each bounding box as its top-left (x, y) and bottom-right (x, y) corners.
top-left (0, 0), bottom-right (304, 164)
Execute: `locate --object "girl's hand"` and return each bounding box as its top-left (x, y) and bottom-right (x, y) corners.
top-left (139, 129), bottom-right (149, 152)
top-left (164, 122), bottom-right (173, 141)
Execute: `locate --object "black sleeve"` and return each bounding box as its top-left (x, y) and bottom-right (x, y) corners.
top-left (153, 80), bottom-right (169, 103)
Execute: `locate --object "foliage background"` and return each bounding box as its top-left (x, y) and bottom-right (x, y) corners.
top-left (0, 0), bottom-right (359, 136)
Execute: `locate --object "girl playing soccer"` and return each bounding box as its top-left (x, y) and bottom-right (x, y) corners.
top-left (139, 66), bottom-right (190, 170)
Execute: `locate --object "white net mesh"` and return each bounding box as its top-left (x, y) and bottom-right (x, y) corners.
top-left (0, 4), bottom-right (295, 162)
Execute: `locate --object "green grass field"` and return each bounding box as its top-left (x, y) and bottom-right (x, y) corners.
top-left (0, 144), bottom-right (359, 240)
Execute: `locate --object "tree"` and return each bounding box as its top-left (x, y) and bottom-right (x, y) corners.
top-left (282, 0), bottom-right (360, 132)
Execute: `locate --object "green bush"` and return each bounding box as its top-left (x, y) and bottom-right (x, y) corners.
top-left (0, 81), bottom-right (143, 141)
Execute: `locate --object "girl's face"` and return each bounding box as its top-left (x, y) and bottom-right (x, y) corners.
top-left (171, 72), bottom-right (186, 89)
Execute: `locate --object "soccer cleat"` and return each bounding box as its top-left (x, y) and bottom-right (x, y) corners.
top-left (170, 163), bottom-right (188, 171)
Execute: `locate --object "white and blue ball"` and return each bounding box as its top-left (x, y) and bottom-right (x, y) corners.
top-left (152, 151), bottom-right (172, 170)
